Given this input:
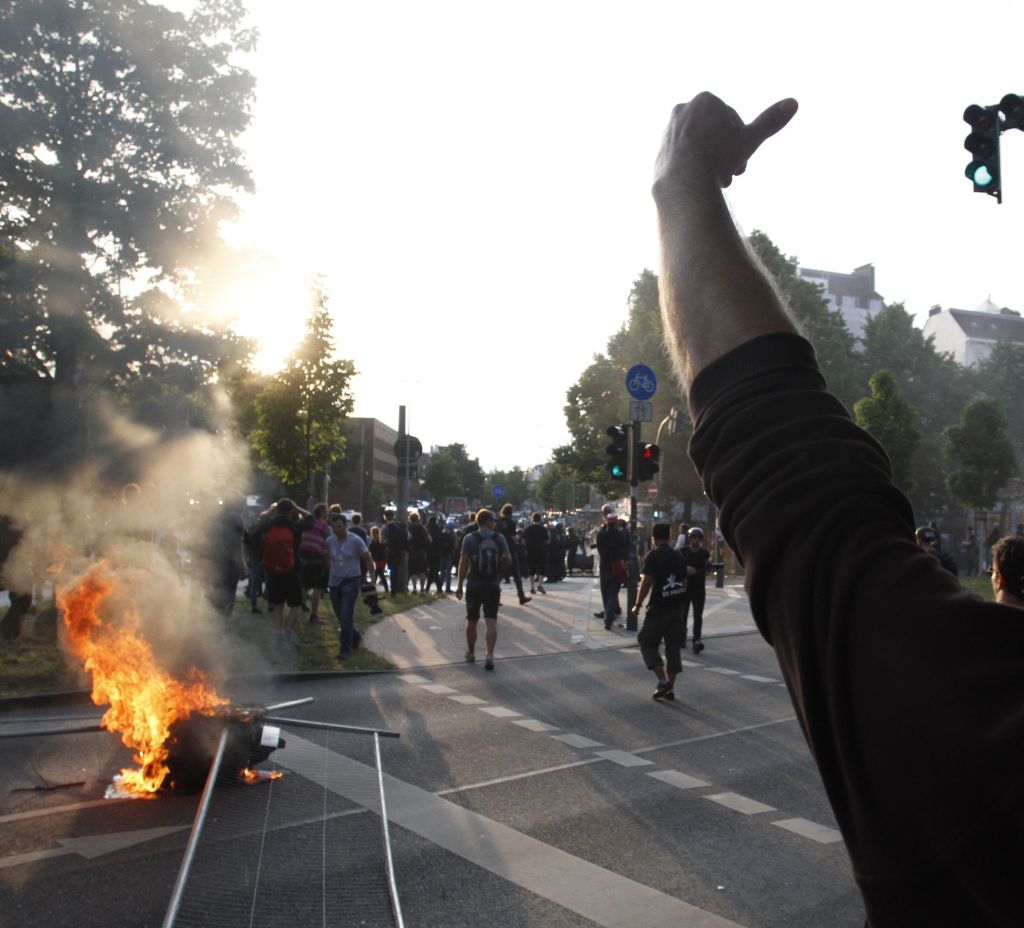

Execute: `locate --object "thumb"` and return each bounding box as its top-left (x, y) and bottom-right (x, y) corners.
top-left (744, 97), bottom-right (799, 151)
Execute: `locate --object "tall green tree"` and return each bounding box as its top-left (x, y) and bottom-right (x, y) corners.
top-left (748, 231), bottom-right (862, 409)
top-left (533, 461), bottom-right (579, 511)
top-left (976, 340), bottom-right (1024, 455)
top-left (853, 369), bottom-right (922, 493)
top-left (252, 284), bottom-right (355, 490)
top-left (484, 468), bottom-right (531, 509)
top-left (0, 0), bottom-right (255, 395)
top-left (421, 444), bottom-right (486, 506)
top-left (560, 269), bottom-right (701, 507)
top-left (945, 398), bottom-right (1016, 512)
top-left (861, 303), bottom-right (975, 517)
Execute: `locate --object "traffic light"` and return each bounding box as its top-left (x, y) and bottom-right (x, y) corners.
top-left (637, 443), bottom-right (660, 481)
top-left (964, 103), bottom-right (1001, 200)
top-left (605, 424), bottom-right (629, 481)
top-left (999, 93), bottom-right (1024, 130)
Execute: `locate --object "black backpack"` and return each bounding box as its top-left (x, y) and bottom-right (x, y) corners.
top-left (472, 532), bottom-right (502, 582)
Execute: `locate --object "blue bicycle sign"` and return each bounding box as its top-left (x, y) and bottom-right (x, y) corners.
top-left (626, 364), bottom-right (657, 401)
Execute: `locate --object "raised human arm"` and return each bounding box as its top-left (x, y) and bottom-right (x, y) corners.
top-left (653, 92), bottom-right (799, 389)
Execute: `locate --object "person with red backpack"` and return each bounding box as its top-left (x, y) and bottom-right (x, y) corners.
top-left (258, 498), bottom-right (308, 648)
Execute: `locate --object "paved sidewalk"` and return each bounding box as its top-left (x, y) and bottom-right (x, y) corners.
top-left (363, 575), bottom-right (756, 669)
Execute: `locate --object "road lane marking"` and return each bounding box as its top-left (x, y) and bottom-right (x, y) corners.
top-left (420, 683), bottom-right (459, 694)
top-left (705, 793), bottom-right (776, 815)
top-left (741, 675), bottom-right (778, 683)
top-left (647, 770), bottom-right (710, 790)
top-left (478, 706), bottom-right (521, 718)
top-left (280, 734), bottom-right (749, 928)
top-left (772, 818), bottom-right (843, 844)
top-left (513, 719), bottom-right (559, 732)
top-left (634, 717), bottom-right (799, 755)
top-left (436, 758), bottom-right (603, 796)
top-left (0, 825), bottom-right (188, 871)
top-left (551, 734), bottom-right (604, 748)
top-left (594, 750), bottom-right (653, 768)
top-left (448, 694), bottom-right (488, 705)
top-left (705, 667), bottom-right (741, 675)
top-left (398, 674), bottom-right (430, 684)
top-left (0, 798), bottom-right (131, 825)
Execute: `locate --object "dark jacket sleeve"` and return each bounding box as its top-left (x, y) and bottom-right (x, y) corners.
top-left (688, 333), bottom-right (1024, 924)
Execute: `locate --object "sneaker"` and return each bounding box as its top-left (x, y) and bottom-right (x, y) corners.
top-left (604, 621), bottom-right (613, 630)
top-left (538, 584), bottom-right (546, 594)
top-left (653, 682), bottom-right (675, 701)
top-left (593, 611), bottom-right (605, 619)
top-left (484, 656), bottom-right (494, 670)
top-left (465, 651), bottom-right (476, 663)
top-left (519, 595), bottom-right (532, 604)
top-left (693, 640), bottom-right (705, 654)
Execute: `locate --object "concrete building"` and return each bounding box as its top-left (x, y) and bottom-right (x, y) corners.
top-left (330, 417), bottom-right (402, 518)
top-left (797, 263), bottom-right (884, 342)
top-left (921, 299), bottom-right (1024, 368)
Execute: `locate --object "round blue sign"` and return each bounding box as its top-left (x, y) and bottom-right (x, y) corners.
top-left (625, 364), bottom-right (657, 401)
top-left (492, 484), bottom-right (505, 498)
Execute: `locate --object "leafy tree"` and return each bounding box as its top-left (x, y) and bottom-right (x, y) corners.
top-left (861, 302), bottom-right (975, 517)
top-left (559, 270), bottom-right (701, 508)
top-left (533, 462), bottom-right (577, 511)
top-left (421, 444), bottom-right (485, 506)
top-left (748, 231), bottom-right (862, 409)
top-left (484, 467), bottom-right (531, 509)
top-left (945, 398), bottom-right (1016, 512)
top-left (252, 285), bottom-right (355, 491)
top-left (853, 370), bottom-right (922, 493)
top-left (0, 0), bottom-right (255, 399)
top-left (976, 340), bottom-right (1024, 455)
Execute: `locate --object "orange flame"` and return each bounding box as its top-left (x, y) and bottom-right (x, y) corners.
top-left (59, 565), bottom-right (227, 795)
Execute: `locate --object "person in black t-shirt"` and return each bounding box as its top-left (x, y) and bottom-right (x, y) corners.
top-left (522, 512), bottom-right (549, 595)
top-left (497, 503), bottom-right (531, 604)
top-left (679, 526), bottom-right (712, 652)
top-left (630, 522), bottom-right (688, 700)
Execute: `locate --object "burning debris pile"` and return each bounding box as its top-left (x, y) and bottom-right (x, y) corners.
top-left (58, 564), bottom-right (284, 796)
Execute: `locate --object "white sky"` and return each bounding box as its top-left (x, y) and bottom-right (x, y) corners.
top-left (218, 0), bottom-right (1024, 472)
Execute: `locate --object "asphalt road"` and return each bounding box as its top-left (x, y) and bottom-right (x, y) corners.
top-left (0, 631), bottom-right (866, 928)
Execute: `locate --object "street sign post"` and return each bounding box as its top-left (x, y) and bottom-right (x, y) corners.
top-left (625, 364), bottom-right (657, 401)
top-left (629, 400), bottom-right (653, 422)
top-left (648, 483), bottom-right (658, 499)
top-left (492, 484), bottom-right (505, 499)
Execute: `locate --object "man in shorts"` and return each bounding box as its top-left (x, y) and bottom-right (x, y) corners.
top-left (456, 508), bottom-right (512, 670)
top-left (629, 522), bottom-right (688, 700)
top-left (259, 498), bottom-right (307, 648)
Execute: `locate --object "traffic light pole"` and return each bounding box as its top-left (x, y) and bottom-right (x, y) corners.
top-left (627, 418), bottom-right (640, 631)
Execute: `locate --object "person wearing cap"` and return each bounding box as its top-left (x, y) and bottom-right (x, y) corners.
top-left (679, 526), bottom-right (711, 652)
top-left (916, 525), bottom-right (958, 577)
top-left (594, 508), bottom-right (630, 627)
top-left (990, 535), bottom-right (1024, 607)
top-left (655, 90), bottom-right (1024, 922)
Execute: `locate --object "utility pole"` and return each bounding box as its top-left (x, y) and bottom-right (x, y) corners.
top-left (627, 418), bottom-right (640, 631)
top-left (397, 405), bottom-right (408, 524)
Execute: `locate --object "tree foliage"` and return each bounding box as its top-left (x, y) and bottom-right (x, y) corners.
top-left (976, 340), bottom-right (1024, 456)
top-left (559, 269), bottom-right (701, 506)
top-left (422, 444), bottom-right (485, 505)
top-left (251, 284), bottom-right (354, 490)
top-left (749, 231), bottom-right (862, 409)
top-left (483, 467), bottom-right (531, 509)
top-left (0, 0), bottom-right (255, 408)
top-left (853, 369), bottom-right (922, 493)
top-left (945, 398), bottom-right (1016, 511)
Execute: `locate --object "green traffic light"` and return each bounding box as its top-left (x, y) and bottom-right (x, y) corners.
top-left (610, 464), bottom-right (625, 478)
top-left (973, 164), bottom-right (994, 187)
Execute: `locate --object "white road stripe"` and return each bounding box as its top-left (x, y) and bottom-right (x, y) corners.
top-left (513, 719), bottom-right (559, 732)
top-left (646, 770), bottom-right (710, 790)
top-left (594, 750), bottom-right (653, 768)
top-left (280, 734), bottom-right (749, 928)
top-left (398, 674), bottom-right (430, 684)
top-left (420, 683), bottom-right (458, 694)
top-left (705, 793), bottom-right (776, 815)
top-left (478, 706), bottom-right (521, 718)
top-left (551, 733), bottom-right (604, 749)
top-left (772, 818), bottom-right (844, 844)
top-left (448, 694), bottom-right (488, 705)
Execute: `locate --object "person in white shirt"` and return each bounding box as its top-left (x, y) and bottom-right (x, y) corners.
top-left (326, 514), bottom-right (373, 660)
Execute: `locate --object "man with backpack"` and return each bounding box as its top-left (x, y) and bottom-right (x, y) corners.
top-left (258, 498), bottom-right (308, 648)
top-left (455, 508), bottom-right (512, 670)
top-left (381, 509), bottom-right (409, 594)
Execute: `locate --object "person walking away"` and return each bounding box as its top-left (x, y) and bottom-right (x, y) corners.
top-left (439, 521), bottom-right (458, 593)
top-left (242, 514), bottom-right (266, 614)
top-left (497, 503), bottom-right (531, 604)
top-left (407, 511), bottom-right (429, 594)
top-left (679, 526), bottom-right (712, 651)
top-left (425, 514), bottom-right (444, 593)
top-left (455, 508), bottom-right (511, 670)
top-left (654, 90), bottom-right (1024, 922)
top-left (629, 522), bottom-right (688, 699)
top-left (349, 513), bottom-right (368, 542)
top-left (522, 512), bottom-right (549, 595)
top-left (594, 510), bottom-right (630, 627)
top-left (368, 525), bottom-right (389, 592)
top-left (298, 503), bottom-right (330, 624)
top-left (381, 509), bottom-right (409, 594)
top-left (260, 498), bottom-right (308, 648)
top-left (326, 513), bottom-right (373, 660)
